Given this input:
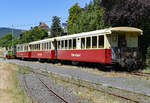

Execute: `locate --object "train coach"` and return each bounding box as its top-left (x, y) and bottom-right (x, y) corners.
top-left (16, 27), bottom-right (143, 69)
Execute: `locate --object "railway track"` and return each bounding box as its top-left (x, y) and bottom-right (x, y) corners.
top-left (22, 70), bottom-right (68, 103)
top-left (131, 72), bottom-right (150, 77)
top-left (2, 58), bottom-right (150, 102)
top-left (23, 68), bottom-right (150, 103)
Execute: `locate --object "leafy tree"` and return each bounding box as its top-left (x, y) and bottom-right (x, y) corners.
top-left (0, 34), bottom-right (12, 48)
top-left (101, 0), bottom-right (150, 65)
top-left (20, 27), bottom-right (48, 43)
top-left (101, 0), bottom-right (150, 27)
top-left (51, 16), bottom-right (63, 37)
top-left (67, 1), bottom-right (106, 34)
top-left (67, 3), bottom-right (82, 34)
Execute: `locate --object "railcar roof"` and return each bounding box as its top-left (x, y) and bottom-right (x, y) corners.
top-left (111, 27), bottom-right (143, 35)
top-left (29, 38), bottom-right (54, 44)
top-left (55, 29), bottom-right (111, 40)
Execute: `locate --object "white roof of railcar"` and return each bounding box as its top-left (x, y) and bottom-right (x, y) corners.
top-left (55, 28), bottom-right (111, 40)
top-left (29, 38), bottom-right (54, 44)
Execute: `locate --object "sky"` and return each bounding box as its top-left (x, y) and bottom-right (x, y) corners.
top-left (0, 0), bottom-right (91, 30)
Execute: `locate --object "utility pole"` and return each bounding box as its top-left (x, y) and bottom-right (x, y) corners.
top-left (11, 25), bottom-right (13, 52)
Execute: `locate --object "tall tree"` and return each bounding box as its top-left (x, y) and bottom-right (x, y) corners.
top-left (67, 3), bottom-right (82, 34)
top-left (51, 16), bottom-right (63, 37)
top-left (101, 0), bottom-right (150, 64)
top-left (67, 1), bottom-right (106, 34)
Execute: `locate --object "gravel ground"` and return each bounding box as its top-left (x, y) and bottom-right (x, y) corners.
top-left (3, 59), bottom-right (150, 98)
top-left (17, 72), bottom-right (92, 103)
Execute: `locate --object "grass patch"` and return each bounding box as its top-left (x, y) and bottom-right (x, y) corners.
top-left (3, 63), bottom-right (33, 103)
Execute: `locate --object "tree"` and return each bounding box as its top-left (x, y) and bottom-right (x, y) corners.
top-left (67, 3), bottom-right (82, 34)
top-left (67, 1), bottom-right (106, 34)
top-left (20, 27), bottom-right (48, 43)
top-left (51, 16), bottom-right (63, 37)
top-left (101, 0), bottom-right (150, 65)
top-left (0, 34), bottom-right (12, 48)
top-left (101, 0), bottom-right (150, 27)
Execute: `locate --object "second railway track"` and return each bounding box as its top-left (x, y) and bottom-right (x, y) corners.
top-left (23, 67), bottom-right (150, 103)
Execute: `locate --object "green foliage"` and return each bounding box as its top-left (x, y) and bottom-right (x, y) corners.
top-left (51, 16), bottom-right (63, 37)
top-left (67, 3), bottom-right (82, 34)
top-left (0, 33), bottom-right (12, 47)
top-left (67, 1), bottom-right (106, 34)
top-left (20, 27), bottom-right (48, 43)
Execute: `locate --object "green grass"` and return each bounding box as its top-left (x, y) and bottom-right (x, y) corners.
top-left (10, 65), bottom-right (33, 103)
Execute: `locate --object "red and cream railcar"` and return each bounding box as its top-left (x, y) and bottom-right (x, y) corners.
top-left (16, 43), bottom-right (31, 59)
top-left (55, 27), bottom-right (143, 67)
top-left (16, 38), bottom-right (55, 59)
top-left (29, 38), bottom-right (55, 59)
top-left (55, 29), bottom-right (111, 63)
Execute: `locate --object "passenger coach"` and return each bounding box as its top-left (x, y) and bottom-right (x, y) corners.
top-left (16, 27), bottom-right (143, 68)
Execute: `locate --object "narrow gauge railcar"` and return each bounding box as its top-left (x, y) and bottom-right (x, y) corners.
top-left (16, 38), bottom-right (55, 60)
top-left (55, 27), bottom-right (143, 68)
top-left (16, 43), bottom-right (31, 59)
top-left (16, 27), bottom-right (143, 68)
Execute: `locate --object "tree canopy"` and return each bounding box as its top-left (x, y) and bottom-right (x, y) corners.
top-left (67, 1), bottom-right (106, 34)
top-left (101, 0), bottom-right (150, 27)
top-left (20, 27), bottom-right (48, 43)
top-left (0, 34), bottom-right (12, 48)
top-left (51, 16), bottom-right (63, 37)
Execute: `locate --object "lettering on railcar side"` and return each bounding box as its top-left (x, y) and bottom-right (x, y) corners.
top-left (37, 53), bottom-right (42, 56)
top-left (71, 54), bottom-right (81, 57)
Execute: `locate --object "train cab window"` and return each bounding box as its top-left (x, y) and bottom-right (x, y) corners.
top-left (92, 36), bottom-right (97, 48)
top-left (86, 37), bottom-right (91, 49)
top-left (81, 38), bottom-right (85, 49)
top-left (73, 38), bottom-right (76, 49)
top-left (99, 36), bottom-right (104, 48)
top-left (69, 39), bottom-right (72, 49)
top-left (65, 40), bottom-right (68, 49)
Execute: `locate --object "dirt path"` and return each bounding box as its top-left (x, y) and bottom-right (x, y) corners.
top-left (0, 62), bottom-right (17, 103)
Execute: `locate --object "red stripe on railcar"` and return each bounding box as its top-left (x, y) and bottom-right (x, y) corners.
top-left (57, 49), bottom-right (111, 64)
top-left (17, 51), bottom-right (31, 58)
top-left (30, 50), bottom-right (55, 59)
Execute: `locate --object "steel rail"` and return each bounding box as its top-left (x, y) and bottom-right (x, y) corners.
top-left (38, 78), bottom-right (68, 103)
top-left (28, 69), bottom-right (142, 103)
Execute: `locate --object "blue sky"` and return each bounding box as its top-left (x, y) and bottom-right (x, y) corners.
top-left (0, 0), bottom-right (91, 30)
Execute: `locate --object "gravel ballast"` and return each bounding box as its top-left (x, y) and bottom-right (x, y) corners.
top-left (3, 59), bottom-right (150, 97)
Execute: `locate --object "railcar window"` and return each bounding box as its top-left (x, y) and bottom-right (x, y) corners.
top-left (49, 42), bottom-right (51, 49)
top-left (86, 37), bottom-right (91, 49)
top-left (47, 42), bottom-right (48, 50)
top-left (44, 43), bottom-right (46, 50)
top-left (81, 38), bottom-right (85, 49)
top-left (69, 39), bottom-right (72, 49)
top-left (61, 41), bottom-right (64, 49)
top-left (38, 44), bottom-right (40, 50)
top-left (58, 41), bottom-right (60, 49)
top-left (73, 39), bottom-right (76, 49)
top-left (65, 40), bottom-right (67, 49)
top-left (92, 36), bottom-right (97, 48)
top-left (99, 36), bottom-right (104, 48)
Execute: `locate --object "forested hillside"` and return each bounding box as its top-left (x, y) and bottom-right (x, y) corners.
top-left (0, 27), bottom-right (23, 37)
